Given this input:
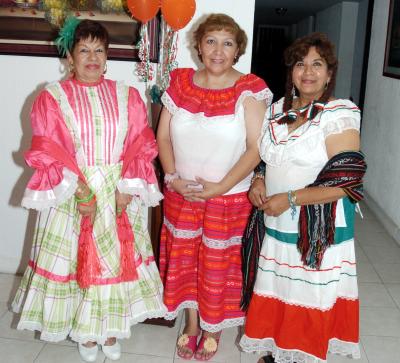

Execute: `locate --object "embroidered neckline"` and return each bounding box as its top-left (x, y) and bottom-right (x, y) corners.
top-left (268, 100), bottom-right (326, 145)
top-left (164, 68), bottom-right (269, 117)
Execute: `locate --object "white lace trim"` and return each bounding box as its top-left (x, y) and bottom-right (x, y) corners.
top-left (240, 336), bottom-right (360, 363)
top-left (117, 178), bottom-right (163, 207)
top-left (111, 82), bottom-right (129, 163)
top-left (322, 116), bottom-right (360, 139)
top-left (235, 88), bottom-right (273, 114)
top-left (252, 292), bottom-right (359, 312)
top-left (200, 316), bottom-right (244, 332)
top-left (161, 92), bottom-right (178, 115)
top-left (21, 168), bottom-right (78, 211)
top-left (163, 301), bottom-right (244, 332)
top-left (16, 307), bottom-right (167, 344)
top-left (203, 235), bottom-right (242, 249)
top-left (163, 300), bottom-right (199, 320)
top-left (163, 217), bottom-right (203, 239)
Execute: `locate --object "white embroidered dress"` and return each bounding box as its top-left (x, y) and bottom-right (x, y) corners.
top-left (240, 98), bottom-right (362, 363)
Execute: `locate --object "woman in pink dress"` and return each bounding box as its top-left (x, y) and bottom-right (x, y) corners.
top-left (157, 13), bottom-right (273, 361)
top-left (12, 18), bottom-right (166, 362)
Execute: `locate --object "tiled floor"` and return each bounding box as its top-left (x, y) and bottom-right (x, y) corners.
top-left (1, 202), bottom-right (400, 362)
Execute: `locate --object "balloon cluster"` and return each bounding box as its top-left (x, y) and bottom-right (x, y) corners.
top-left (126, 0), bottom-right (196, 31)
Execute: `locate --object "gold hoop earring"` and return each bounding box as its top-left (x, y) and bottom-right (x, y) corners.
top-left (325, 81), bottom-right (329, 90)
top-left (103, 63), bottom-right (107, 74)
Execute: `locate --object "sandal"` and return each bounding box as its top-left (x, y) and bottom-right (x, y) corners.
top-left (194, 333), bottom-right (220, 361)
top-left (177, 333), bottom-right (198, 360)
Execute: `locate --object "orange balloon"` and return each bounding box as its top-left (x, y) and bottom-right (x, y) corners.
top-left (161, 0), bottom-right (196, 31)
top-left (127, 0), bottom-right (160, 24)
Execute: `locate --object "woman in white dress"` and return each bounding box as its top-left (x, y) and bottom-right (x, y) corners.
top-left (240, 32), bottom-right (366, 363)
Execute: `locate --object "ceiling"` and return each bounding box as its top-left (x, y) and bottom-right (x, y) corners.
top-left (254, 0), bottom-right (363, 25)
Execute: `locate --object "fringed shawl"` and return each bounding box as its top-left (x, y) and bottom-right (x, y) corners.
top-left (298, 151), bottom-right (367, 269)
top-left (241, 161), bottom-right (266, 311)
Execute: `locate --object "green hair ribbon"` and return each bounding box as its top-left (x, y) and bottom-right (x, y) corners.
top-left (55, 16), bottom-right (81, 56)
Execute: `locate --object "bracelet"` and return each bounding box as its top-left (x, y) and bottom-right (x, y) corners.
top-left (251, 172), bottom-right (265, 185)
top-left (288, 190), bottom-right (297, 220)
top-left (164, 172), bottom-right (179, 191)
top-left (164, 172), bottom-right (179, 183)
top-left (79, 195), bottom-right (97, 207)
top-left (75, 189), bottom-right (95, 204)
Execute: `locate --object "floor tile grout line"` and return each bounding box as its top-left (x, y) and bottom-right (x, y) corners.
top-left (359, 339), bottom-right (371, 363)
top-left (31, 341), bottom-right (47, 363)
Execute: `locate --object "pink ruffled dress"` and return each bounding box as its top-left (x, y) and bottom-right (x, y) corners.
top-left (12, 77), bottom-right (166, 344)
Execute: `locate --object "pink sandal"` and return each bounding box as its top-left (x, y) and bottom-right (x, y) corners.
top-left (177, 333), bottom-right (198, 360)
top-left (194, 334), bottom-right (220, 361)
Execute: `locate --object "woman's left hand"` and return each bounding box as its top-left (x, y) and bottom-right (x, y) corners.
top-left (259, 193), bottom-right (290, 217)
top-left (115, 189), bottom-right (133, 215)
top-left (184, 177), bottom-right (225, 201)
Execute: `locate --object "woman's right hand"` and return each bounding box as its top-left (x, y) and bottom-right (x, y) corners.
top-left (77, 201), bottom-right (97, 224)
top-left (75, 182), bottom-right (97, 223)
top-left (169, 178), bottom-right (204, 202)
top-left (248, 178), bottom-right (267, 208)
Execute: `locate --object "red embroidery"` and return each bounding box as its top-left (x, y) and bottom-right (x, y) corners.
top-left (166, 68), bottom-right (267, 117)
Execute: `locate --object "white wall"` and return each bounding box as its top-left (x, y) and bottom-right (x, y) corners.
top-left (351, 0), bottom-right (369, 104)
top-left (361, 0), bottom-right (400, 242)
top-left (296, 16), bottom-right (314, 39)
top-left (0, 0), bottom-right (256, 273)
top-left (315, 3), bottom-right (341, 52)
top-left (315, 1), bottom-right (359, 99)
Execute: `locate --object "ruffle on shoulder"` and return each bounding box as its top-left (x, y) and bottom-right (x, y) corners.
top-left (161, 68), bottom-right (272, 117)
top-left (319, 99), bottom-right (361, 138)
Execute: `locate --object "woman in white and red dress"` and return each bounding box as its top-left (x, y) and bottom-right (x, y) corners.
top-left (157, 13), bottom-right (272, 361)
top-left (240, 33), bottom-right (366, 363)
top-left (12, 19), bottom-right (166, 362)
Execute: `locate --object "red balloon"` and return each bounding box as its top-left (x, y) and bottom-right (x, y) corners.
top-left (161, 0), bottom-right (196, 31)
top-left (127, 0), bottom-right (160, 24)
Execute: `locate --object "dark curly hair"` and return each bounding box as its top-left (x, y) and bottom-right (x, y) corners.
top-left (193, 14), bottom-right (247, 65)
top-left (281, 32), bottom-right (338, 123)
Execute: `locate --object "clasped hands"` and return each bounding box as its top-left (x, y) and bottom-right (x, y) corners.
top-left (248, 178), bottom-right (289, 217)
top-left (169, 177), bottom-right (224, 202)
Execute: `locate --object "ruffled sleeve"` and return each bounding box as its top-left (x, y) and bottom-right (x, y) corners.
top-left (161, 68), bottom-right (182, 115)
top-left (22, 89), bottom-right (78, 210)
top-left (117, 87), bottom-right (163, 207)
top-left (234, 74), bottom-right (273, 112)
top-left (320, 99), bottom-right (361, 138)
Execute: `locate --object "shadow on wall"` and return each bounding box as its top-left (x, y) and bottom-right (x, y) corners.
top-left (9, 82), bottom-right (46, 274)
top-left (8, 58), bottom-right (70, 275)
top-left (185, 14), bottom-right (207, 70)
